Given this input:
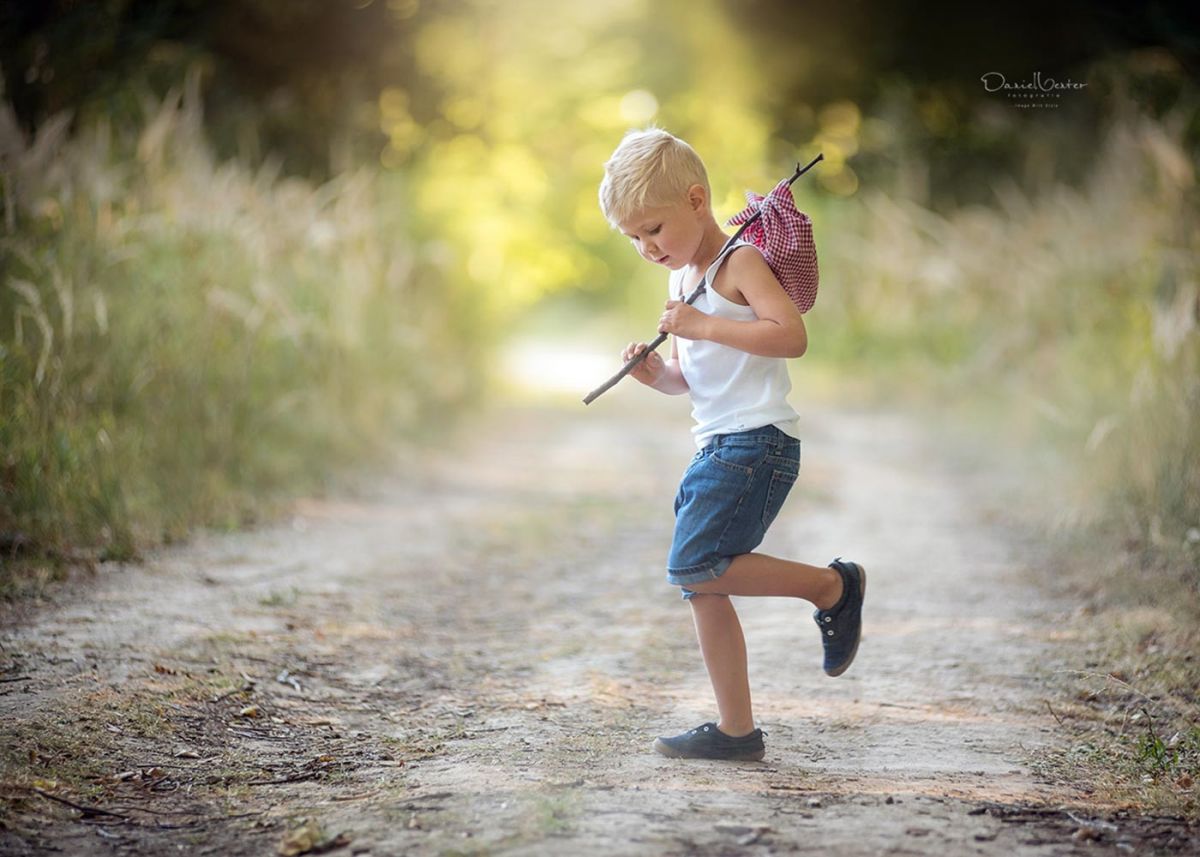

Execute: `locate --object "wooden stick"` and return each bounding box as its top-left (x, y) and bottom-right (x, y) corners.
top-left (582, 153), bottom-right (823, 405)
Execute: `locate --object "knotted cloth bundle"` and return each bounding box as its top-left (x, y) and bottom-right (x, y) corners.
top-left (726, 178), bottom-right (819, 314)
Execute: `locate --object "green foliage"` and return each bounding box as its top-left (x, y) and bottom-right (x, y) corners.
top-left (386, 0), bottom-right (797, 324)
top-left (1136, 722), bottom-right (1200, 779)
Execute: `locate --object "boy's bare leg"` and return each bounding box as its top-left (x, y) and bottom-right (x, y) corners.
top-left (685, 552), bottom-right (843, 608)
top-left (688, 593), bottom-right (756, 737)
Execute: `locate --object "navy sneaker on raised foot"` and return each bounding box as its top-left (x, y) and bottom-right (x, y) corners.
top-left (813, 557), bottom-right (866, 677)
top-left (652, 722), bottom-right (766, 761)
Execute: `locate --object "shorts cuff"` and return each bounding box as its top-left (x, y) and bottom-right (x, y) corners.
top-left (668, 555), bottom-right (735, 599)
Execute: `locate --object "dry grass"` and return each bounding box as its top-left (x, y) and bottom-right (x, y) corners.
top-left (809, 88), bottom-right (1198, 585)
top-left (1035, 609), bottom-right (1200, 817)
top-left (801, 88), bottom-right (1200, 818)
top-left (0, 69), bottom-right (485, 592)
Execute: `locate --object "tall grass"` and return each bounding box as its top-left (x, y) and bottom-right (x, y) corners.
top-left (0, 69), bottom-right (484, 582)
top-left (795, 93), bottom-right (1199, 814)
top-left (812, 95), bottom-right (1199, 583)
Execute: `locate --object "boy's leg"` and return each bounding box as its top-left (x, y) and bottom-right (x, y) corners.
top-left (685, 552), bottom-right (844, 607)
top-left (689, 593), bottom-right (756, 737)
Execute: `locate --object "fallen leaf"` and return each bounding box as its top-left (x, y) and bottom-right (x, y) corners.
top-left (277, 818), bottom-right (351, 856)
top-left (278, 819), bottom-right (322, 856)
top-left (239, 705), bottom-right (261, 719)
top-left (175, 749), bottom-right (200, 759)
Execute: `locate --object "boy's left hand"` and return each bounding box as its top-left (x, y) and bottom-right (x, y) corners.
top-left (658, 300), bottom-right (709, 340)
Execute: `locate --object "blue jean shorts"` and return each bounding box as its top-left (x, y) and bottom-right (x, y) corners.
top-left (667, 424), bottom-right (801, 600)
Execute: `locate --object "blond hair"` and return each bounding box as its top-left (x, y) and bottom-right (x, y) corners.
top-left (598, 127), bottom-right (710, 229)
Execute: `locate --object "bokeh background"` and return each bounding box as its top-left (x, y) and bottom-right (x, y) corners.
top-left (1, 0), bottom-right (1197, 602)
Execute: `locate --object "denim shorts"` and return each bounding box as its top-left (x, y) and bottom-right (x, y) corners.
top-left (667, 424), bottom-right (801, 600)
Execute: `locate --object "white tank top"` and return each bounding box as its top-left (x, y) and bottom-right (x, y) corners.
top-left (670, 240), bottom-right (801, 450)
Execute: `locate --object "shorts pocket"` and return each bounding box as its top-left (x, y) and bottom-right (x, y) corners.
top-left (762, 467), bottom-right (798, 529)
top-left (710, 442), bottom-right (766, 476)
top-left (761, 446), bottom-right (800, 529)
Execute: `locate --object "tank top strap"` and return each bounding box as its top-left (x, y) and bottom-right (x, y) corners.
top-left (674, 239), bottom-right (753, 301)
top-left (706, 239), bottom-right (752, 282)
top-left (714, 238), bottom-right (753, 263)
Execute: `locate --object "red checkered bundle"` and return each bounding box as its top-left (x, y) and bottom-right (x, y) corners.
top-left (726, 178), bottom-right (819, 313)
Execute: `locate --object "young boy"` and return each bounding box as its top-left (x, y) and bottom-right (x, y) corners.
top-left (598, 127), bottom-right (866, 761)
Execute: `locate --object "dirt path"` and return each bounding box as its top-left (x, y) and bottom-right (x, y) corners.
top-left (0, 381), bottom-right (1178, 855)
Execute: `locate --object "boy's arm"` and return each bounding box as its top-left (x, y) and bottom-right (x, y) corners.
top-left (662, 249), bottom-right (808, 359)
top-left (651, 335), bottom-right (689, 395)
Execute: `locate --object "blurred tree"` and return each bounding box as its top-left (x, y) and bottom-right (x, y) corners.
top-left (2, 0), bottom-right (1196, 308)
top-left (728, 0), bottom-right (1200, 207)
top-left (5, 0), bottom-right (1195, 195)
top-left (0, 0), bottom-right (403, 178)
top-left (730, 0), bottom-right (1198, 106)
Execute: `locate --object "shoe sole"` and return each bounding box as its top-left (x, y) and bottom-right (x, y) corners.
top-left (825, 562), bottom-right (866, 678)
top-left (652, 738), bottom-right (765, 762)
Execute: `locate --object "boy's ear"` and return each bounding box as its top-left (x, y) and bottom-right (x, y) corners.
top-left (686, 183), bottom-right (708, 212)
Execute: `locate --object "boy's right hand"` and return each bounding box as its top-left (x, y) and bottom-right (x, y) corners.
top-left (622, 342), bottom-right (665, 387)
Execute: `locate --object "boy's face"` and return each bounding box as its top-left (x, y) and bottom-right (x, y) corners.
top-left (616, 185), bottom-right (707, 270)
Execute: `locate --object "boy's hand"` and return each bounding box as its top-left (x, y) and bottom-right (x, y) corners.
top-left (658, 299), bottom-right (709, 340)
top-left (621, 342), bottom-right (666, 386)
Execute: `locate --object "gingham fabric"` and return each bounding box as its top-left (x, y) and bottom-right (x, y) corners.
top-left (726, 178), bottom-right (819, 313)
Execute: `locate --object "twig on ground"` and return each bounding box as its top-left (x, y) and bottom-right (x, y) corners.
top-left (146, 810), bottom-right (266, 830)
top-left (1057, 669), bottom-right (1155, 703)
top-left (1045, 700), bottom-right (1066, 726)
top-left (32, 788), bottom-right (131, 820)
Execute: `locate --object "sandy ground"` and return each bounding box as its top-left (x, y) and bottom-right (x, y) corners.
top-left (1, 374), bottom-right (1191, 855)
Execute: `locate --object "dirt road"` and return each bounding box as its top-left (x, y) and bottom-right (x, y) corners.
top-left (0, 376), bottom-right (1174, 855)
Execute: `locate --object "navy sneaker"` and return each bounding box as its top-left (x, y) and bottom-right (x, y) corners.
top-left (652, 722), bottom-right (766, 761)
top-left (813, 558), bottom-right (866, 677)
